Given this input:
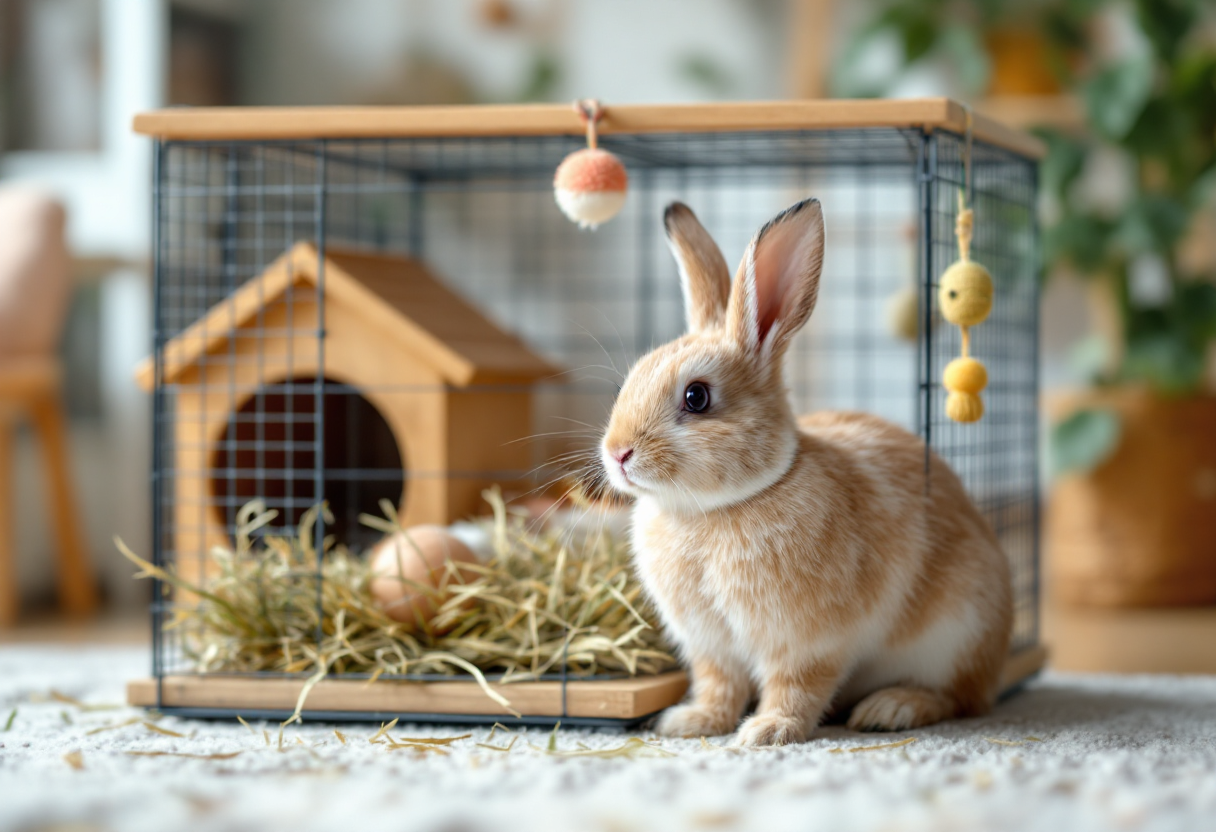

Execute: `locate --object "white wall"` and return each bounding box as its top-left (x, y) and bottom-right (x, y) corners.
top-left (238, 0), bottom-right (786, 105)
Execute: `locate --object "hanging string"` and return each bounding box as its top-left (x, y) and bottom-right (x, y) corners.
top-left (956, 103), bottom-right (976, 360)
top-left (938, 103), bottom-right (992, 422)
top-left (962, 104), bottom-right (974, 208)
top-left (573, 99), bottom-right (603, 150)
top-left (956, 105), bottom-right (976, 264)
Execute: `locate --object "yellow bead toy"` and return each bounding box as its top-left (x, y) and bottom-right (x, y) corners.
top-left (941, 192), bottom-right (992, 424)
top-left (939, 260), bottom-right (993, 328)
top-left (946, 390), bottom-right (984, 423)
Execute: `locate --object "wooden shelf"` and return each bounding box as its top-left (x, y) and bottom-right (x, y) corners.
top-left (132, 98), bottom-right (1046, 159)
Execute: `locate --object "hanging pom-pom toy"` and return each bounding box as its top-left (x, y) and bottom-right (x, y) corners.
top-left (554, 99), bottom-right (628, 229)
top-left (940, 190), bottom-right (994, 423)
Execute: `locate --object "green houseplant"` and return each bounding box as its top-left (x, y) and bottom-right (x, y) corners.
top-left (839, 0), bottom-right (1216, 605)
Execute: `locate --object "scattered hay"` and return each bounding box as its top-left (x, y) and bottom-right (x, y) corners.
top-left (392, 733), bottom-right (470, 746)
top-left (984, 737), bottom-right (1024, 747)
top-left (476, 735), bottom-right (518, 753)
top-left (368, 719), bottom-right (399, 744)
top-left (117, 490), bottom-right (674, 685)
top-left (4, 708), bottom-right (15, 731)
top-left (48, 690), bottom-right (120, 712)
top-left (63, 750), bottom-right (84, 770)
top-left (384, 738), bottom-right (450, 755)
top-left (486, 722), bottom-right (513, 742)
top-left (85, 717), bottom-right (142, 736)
top-left (829, 736), bottom-right (918, 754)
top-left (143, 722), bottom-right (190, 738)
top-left (126, 751), bottom-right (242, 761)
top-left (544, 736), bottom-right (675, 759)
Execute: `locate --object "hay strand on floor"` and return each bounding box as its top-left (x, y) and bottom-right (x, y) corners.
top-left (829, 737), bottom-right (918, 754)
top-left (126, 751), bottom-right (242, 761)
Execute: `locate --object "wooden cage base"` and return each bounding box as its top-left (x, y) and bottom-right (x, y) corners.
top-left (128, 645), bottom-right (1047, 725)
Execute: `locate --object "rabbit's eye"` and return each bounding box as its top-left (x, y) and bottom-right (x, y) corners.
top-left (683, 382), bottom-right (711, 413)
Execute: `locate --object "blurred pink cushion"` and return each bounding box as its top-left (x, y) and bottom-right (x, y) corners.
top-left (0, 187), bottom-right (71, 357)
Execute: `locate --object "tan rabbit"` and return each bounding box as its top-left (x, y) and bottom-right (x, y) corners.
top-left (599, 200), bottom-right (1012, 746)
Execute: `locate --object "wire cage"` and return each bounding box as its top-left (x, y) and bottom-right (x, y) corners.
top-left (131, 101), bottom-right (1042, 726)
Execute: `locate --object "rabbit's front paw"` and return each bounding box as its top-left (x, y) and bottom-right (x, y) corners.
top-left (846, 686), bottom-right (952, 732)
top-left (735, 713), bottom-right (806, 747)
top-left (655, 704), bottom-right (738, 738)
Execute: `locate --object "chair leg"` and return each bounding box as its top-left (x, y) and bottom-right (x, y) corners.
top-left (0, 418), bottom-right (16, 627)
top-left (31, 393), bottom-right (98, 618)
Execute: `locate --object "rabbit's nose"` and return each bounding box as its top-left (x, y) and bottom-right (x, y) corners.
top-left (612, 447), bottom-right (634, 467)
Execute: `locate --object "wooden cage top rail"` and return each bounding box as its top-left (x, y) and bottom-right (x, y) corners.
top-left (132, 98), bottom-right (1045, 159)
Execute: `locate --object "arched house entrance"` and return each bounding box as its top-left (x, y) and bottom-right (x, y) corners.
top-left (211, 374), bottom-right (406, 549)
top-left (136, 244), bottom-right (556, 577)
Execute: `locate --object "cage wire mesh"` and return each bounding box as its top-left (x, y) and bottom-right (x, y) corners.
top-left (150, 126), bottom-right (1039, 693)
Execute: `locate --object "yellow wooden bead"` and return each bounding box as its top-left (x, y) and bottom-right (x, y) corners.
top-left (886, 285), bottom-right (920, 342)
top-left (946, 391), bottom-right (984, 423)
top-left (938, 261), bottom-right (993, 327)
top-left (943, 357), bottom-right (988, 395)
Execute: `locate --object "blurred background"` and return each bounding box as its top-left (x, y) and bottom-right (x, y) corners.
top-left (0, 0), bottom-right (1213, 672)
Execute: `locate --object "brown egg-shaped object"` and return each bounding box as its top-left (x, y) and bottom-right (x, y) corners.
top-left (938, 261), bottom-right (993, 327)
top-left (368, 526), bottom-right (480, 632)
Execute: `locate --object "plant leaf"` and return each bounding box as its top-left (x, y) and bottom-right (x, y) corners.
top-left (1051, 408), bottom-right (1122, 477)
top-left (1122, 330), bottom-right (1207, 394)
top-left (1082, 55), bottom-right (1155, 141)
top-left (1116, 193), bottom-right (1189, 256)
top-left (1044, 213), bottom-right (1114, 273)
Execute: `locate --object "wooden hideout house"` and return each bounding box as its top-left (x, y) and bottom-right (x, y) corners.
top-left (135, 243), bottom-right (557, 574)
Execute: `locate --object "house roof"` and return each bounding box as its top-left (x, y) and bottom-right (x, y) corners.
top-left (135, 243), bottom-right (558, 390)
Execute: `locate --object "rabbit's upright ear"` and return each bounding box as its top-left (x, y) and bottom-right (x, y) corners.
top-left (664, 203), bottom-right (731, 333)
top-left (727, 198), bottom-right (824, 361)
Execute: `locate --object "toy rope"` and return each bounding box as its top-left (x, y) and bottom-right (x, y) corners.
top-left (573, 99), bottom-right (604, 149)
top-left (955, 105), bottom-right (976, 359)
top-left (938, 104), bottom-right (993, 424)
top-left (956, 190), bottom-right (975, 359)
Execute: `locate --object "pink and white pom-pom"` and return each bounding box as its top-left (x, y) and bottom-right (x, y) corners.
top-left (554, 100), bottom-right (628, 230)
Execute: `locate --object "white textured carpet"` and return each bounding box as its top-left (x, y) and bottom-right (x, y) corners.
top-left (1, 646), bottom-right (1214, 832)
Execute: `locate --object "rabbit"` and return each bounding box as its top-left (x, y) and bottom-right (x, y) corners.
top-left (597, 199), bottom-right (1012, 747)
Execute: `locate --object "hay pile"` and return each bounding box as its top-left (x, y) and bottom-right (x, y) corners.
top-left (118, 490), bottom-right (676, 686)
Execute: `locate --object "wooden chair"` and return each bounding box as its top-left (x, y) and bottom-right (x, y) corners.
top-left (0, 356), bottom-right (97, 626)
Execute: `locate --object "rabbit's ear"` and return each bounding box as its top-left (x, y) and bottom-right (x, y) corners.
top-left (664, 202), bottom-right (731, 333)
top-left (727, 198), bottom-right (824, 360)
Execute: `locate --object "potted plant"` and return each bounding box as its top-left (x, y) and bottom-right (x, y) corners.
top-left (838, 0), bottom-right (1216, 606)
top-left (1040, 0), bottom-right (1216, 606)
top-left (831, 0), bottom-right (1077, 99)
